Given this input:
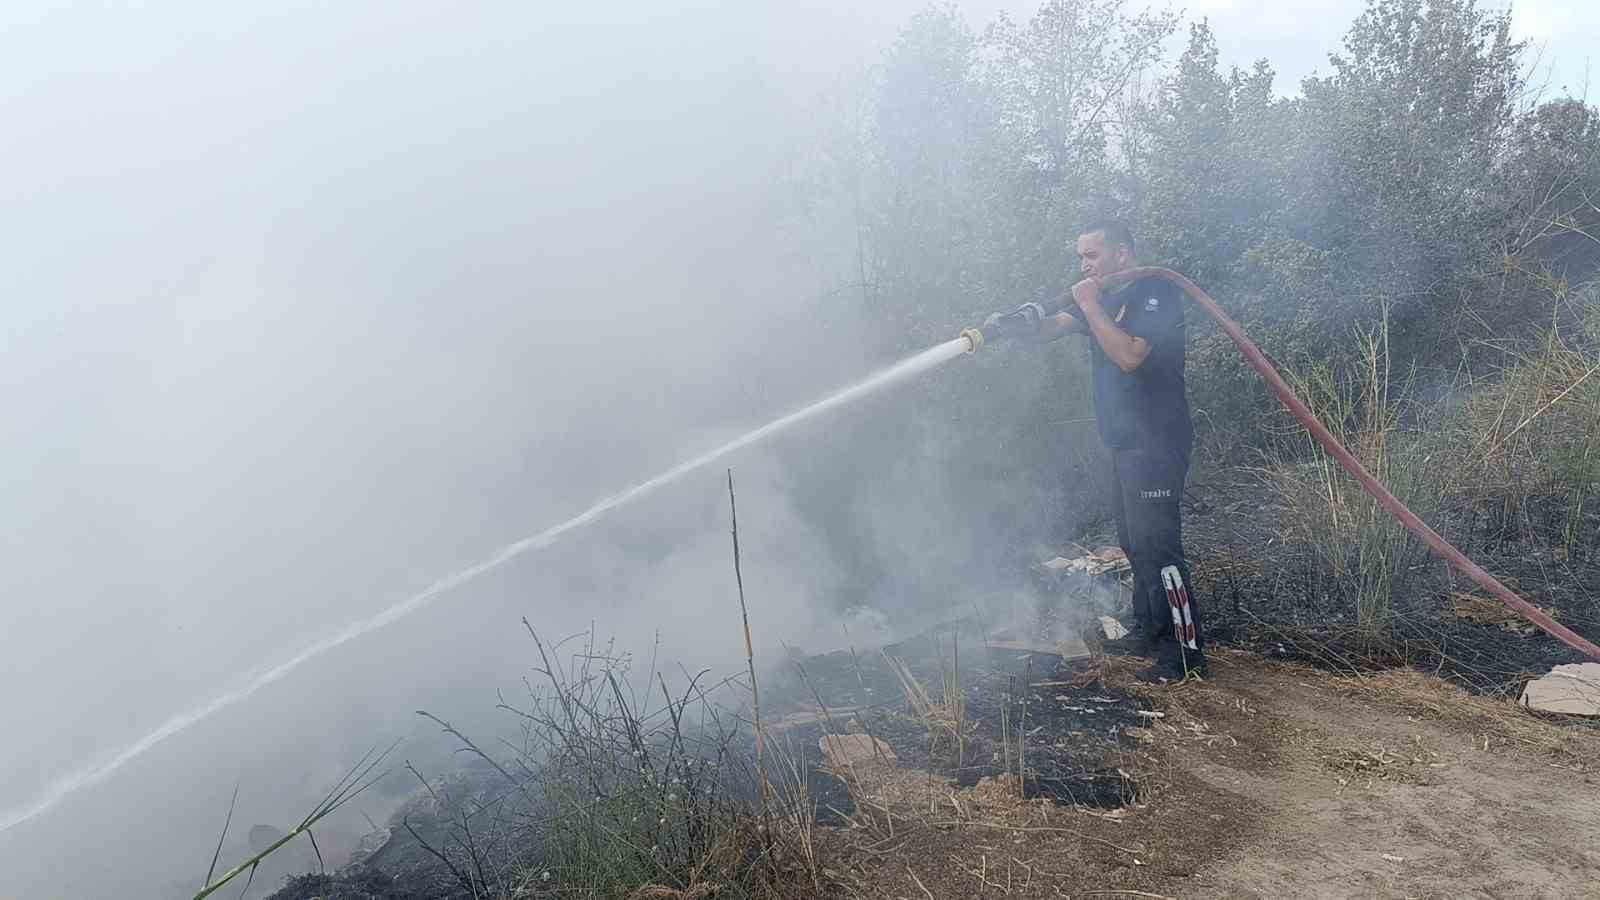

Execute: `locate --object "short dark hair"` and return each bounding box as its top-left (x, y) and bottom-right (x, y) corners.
top-left (1080, 219), bottom-right (1135, 255)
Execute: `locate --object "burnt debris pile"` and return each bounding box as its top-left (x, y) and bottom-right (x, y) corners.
top-left (765, 609), bottom-right (1152, 819)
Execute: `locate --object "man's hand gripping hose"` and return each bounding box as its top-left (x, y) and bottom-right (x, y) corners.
top-left (961, 267), bottom-right (1600, 663)
top-left (962, 302), bottom-right (1048, 353)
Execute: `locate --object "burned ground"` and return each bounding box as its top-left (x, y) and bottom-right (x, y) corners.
top-left (1179, 466), bottom-right (1600, 695)
top-left (267, 464), bottom-right (1600, 899)
top-left (815, 651), bottom-right (1600, 899)
top-left (267, 614), bottom-right (1600, 900)
top-left (764, 634), bottom-right (1153, 822)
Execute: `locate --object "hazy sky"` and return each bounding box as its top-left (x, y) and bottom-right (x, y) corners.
top-left (2, 2), bottom-right (1593, 898)
top-left (1184, 0), bottom-right (1597, 96)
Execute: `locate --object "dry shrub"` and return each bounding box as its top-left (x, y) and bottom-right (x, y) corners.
top-left (1440, 293), bottom-right (1600, 557)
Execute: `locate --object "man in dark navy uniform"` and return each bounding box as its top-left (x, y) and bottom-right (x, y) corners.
top-left (995, 220), bottom-right (1206, 682)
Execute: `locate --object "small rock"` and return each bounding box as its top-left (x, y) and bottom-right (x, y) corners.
top-left (1520, 663), bottom-right (1600, 716)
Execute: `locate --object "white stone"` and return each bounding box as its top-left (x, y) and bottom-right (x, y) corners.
top-left (1520, 663), bottom-right (1600, 716)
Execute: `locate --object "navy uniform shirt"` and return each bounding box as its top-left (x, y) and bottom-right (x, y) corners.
top-left (1066, 275), bottom-right (1193, 453)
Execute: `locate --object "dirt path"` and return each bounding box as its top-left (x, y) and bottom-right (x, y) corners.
top-left (834, 651), bottom-right (1600, 899)
top-left (1175, 654), bottom-right (1600, 899)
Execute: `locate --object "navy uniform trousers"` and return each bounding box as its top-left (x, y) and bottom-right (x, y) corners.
top-left (1110, 446), bottom-right (1204, 657)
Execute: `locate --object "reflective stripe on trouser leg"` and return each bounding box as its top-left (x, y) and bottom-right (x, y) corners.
top-left (1161, 565), bottom-right (1199, 651)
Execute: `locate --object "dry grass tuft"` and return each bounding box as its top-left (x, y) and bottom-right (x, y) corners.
top-left (883, 650), bottom-right (969, 767)
top-left (626, 883), bottom-right (723, 899)
top-left (1333, 668), bottom-right (1600, 764)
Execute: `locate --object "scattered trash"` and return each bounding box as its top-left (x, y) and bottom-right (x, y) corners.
top-left (1520, 663), bottom-right (1600, 716)
top-left (1381, 853), bottom-right (1405, 864)
top-left (1041, 545), bottom-right (1131, 576)
top-left (1099, 615), bottom-right (1131, 640)
top-left (985, 632), bottom-right (1092, 661)
top-left (769, 705), bottom-right (863, 732)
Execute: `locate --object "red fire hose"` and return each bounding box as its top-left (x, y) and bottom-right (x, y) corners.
top-left (1119, 266), bottom-right (1600, 663)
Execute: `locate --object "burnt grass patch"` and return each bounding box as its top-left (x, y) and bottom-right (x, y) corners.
top-left (766, 627), bottom-right (1151, 820)
top-left (1183, 467), bottom-right (1600, 694)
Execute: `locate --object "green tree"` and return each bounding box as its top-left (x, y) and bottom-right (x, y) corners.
top-left (1298, 0), bottom-right (1523, 300)
top-left (978, 0), bottom-right (1178, 308)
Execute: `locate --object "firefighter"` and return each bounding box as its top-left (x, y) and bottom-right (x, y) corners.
top-left (988, 220), bottom-right (1206, 682)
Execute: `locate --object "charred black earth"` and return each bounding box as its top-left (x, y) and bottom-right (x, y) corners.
top-left (763, 619), bottom-right (1153, 821)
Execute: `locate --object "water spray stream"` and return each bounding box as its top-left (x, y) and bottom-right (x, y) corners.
top-left (0, 337), bottom-right (975, 835)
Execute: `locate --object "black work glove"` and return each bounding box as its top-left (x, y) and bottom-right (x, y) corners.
top-left (984, 303), bottom-right (1047, 342)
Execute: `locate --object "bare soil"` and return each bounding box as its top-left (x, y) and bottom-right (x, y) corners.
top-left (823, 650), bottom-right (1600, 899)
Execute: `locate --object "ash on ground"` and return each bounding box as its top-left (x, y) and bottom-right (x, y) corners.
top-left (765, 572), bottom-right (1152, 821)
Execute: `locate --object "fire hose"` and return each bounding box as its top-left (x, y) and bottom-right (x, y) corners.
top-left (962, 266), bottom-right (1600, 664)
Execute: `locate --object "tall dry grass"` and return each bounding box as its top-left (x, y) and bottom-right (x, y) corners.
top-left (1262, 311), bottom-right (1441, 633)
top-left (1259, 282), bottom-right (1599, 640)
top-left (1442, 294), bottom-right (1600, 559)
